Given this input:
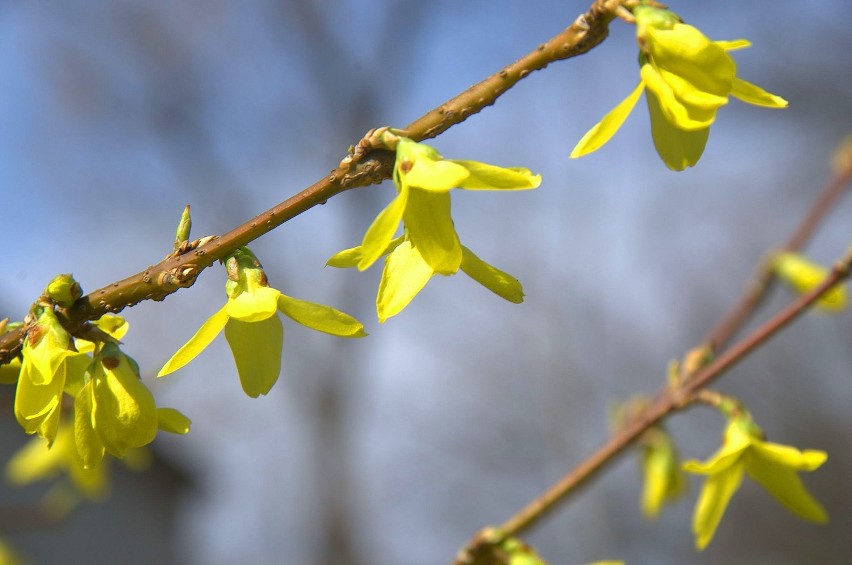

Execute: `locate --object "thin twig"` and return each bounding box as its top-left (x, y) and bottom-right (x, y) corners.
top-left (456, 158), bottom-right (852, 561)
top-left (703, 163), bottom-right (852, 351)
top-left (0, 0), bottom-right (625, 365)
top-left (454, 248), bottom-right (852, 560)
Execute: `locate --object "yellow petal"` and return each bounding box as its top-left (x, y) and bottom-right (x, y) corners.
top-left (730, 77), bottom-right (788, 108)
top-left (683, 428), bottom-right (750, 475)
top-left (403, 188), bottom-right (462, 274)
top-left (14, 358), bottom-right (64, 444)
top-left (646, 24), bottom-right (735, 99)
top-left (327, 245), bottom-right (364, 268)
top-left (62, 351), bottom-right (92, 398)
top-left (74, 380), bottom-right (105, 469)
top-left (402, 158), bottom-right (470, 192)
top-left (744, 455), bottom-right (828, 523)
top-left (692, 463), bottom-right (745, 550)
top-left (646, 89), bottom-right (710, 170)
top-left (657, 67), bottom-right (729, 111)
top-left (459, 246), bottom-right (524, 303)
top-left (94, 314), bottom-right (129, 340)
top-left (571, 81), bottom-right (645, 158)
top-left (450, 161), bottom-right (541, 191)
top-left (75, 315), bottom-right (130, 354)
top-left (376, 241), bottom-right (434, 323)
top-left (772, 252), bottom-right (846, 311)
top-left (641, 65), bottom-right (717, 130)
top-left (0, 357), bottom-right (21, 384)
top-left (641, 435), bottom-right (685, 519)
top-left (157, 407), bottom-right (191, 434)
top-left (24, 336), bottom-right (66, 387)
top-left (158, 305), bottom-right (229, 376)
top-left (277, 295), bottom-right (366, 337)
top-left (6, 434), bottom-right (62, 485)
top-left (716, 39), bottom-right (751, 51)
top-left (749, 440), bottom-right (827, 472)
top-left (224, 315), bottom-right (282, 397)
top-left (91, 350), bottom-right (158, 457)
top-left (358, 188), bottom-right (409, 271)
top-left (227, 286), bottom-right (281, 322)
top-left (327, 237), bottom-right (405, 269)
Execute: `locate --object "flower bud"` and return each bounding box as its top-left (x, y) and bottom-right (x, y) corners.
top-left (45, 274), bottom-right (83, 308)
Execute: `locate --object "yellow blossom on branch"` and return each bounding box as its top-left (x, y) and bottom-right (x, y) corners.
top-left (683, 416), bottom-right (827, 550)
top-left (74, 342), bottom-right (161, 468)
top-left (571, 6), bottom-right (787, 170)
top-left (329, 137), bottom-right (540, 322)
top-left (640, 427), bottom-right (685, 519)
top-left (158, 247), bottom-right (366, 397)
top-left (13, 308), bottom-right (89, 445)
top-left (771, 252), bottom-right (847, 311)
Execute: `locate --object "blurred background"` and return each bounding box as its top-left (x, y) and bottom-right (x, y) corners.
top-left (1, 1), bottom-right (851, 563)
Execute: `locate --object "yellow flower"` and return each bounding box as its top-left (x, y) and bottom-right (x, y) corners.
top-left (771, 252), bottom-right (847, 311)
top-left (329, 138), bottom-right (539, 322)
top-left (571, 6), bottom-right (787, 170)
top-left (640, 427), bottom-right (685, 519)
top-left (158, 247), bottom-right (366, 397)
top-left (7, 425), bottom-right (108, 500)
top-left (73, 343), bottom-right (189, 470)
top-left (683, 417), bottom-right (827, 550)
top-left (14, 309), bottom-right (89, 445)
top-left (73, 342), bottom-right (160, 468)
top-left (14, 311), bottom-right (133, 445)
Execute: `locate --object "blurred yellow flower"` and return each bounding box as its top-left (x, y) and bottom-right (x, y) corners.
top-left (640, 427), bottom-right (685, 519)
top-left (684, 417), bottom-right (827, 550)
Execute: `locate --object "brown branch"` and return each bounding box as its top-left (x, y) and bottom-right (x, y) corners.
top-left (702, 162), bottom-right (852, 351)
top-left (0, 0), bottom-right (625, 366)
top-left (455, 248), bottom-right (852, 562)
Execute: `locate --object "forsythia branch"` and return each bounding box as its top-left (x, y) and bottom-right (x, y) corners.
top-left (0, 0), bottom-right (627, 366)
top-left (454, 165), bottom-right (851, 562)
top-left (704, 161), bottom-right (852, 351)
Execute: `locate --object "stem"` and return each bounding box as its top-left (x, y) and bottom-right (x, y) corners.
top-left (703, 163), bottom-right (852, 351)
top-left (0, 0), bottom-right (624, 366)
top-left (490, 249), bottom-right (852, 543)
top-left (455, 161), bottom-right (852, 560)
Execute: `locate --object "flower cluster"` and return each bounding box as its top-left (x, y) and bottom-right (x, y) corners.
top-left (158, 246), bottom-right (366, 397)
top-left (9, 275), bottom-right (189, 476)
top-left (684, 415), bottom-right (827, 550)
top-left (571, 5), bottom-right (787, 170)
top-left (328, 137), bottom-right (540, 322)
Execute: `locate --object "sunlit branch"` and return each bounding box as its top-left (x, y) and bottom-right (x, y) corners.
top-left (0, 0), bottom-right (626, 365)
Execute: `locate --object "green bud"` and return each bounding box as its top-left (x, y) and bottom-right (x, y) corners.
top-left (634, 6), bottom-right (682, 49)
top-left (45, 274), bottom-right (83, 308)
top-left (174, 205), bottom-right (192, 250)
top-left (224, 247), bottom-right (267, 298)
